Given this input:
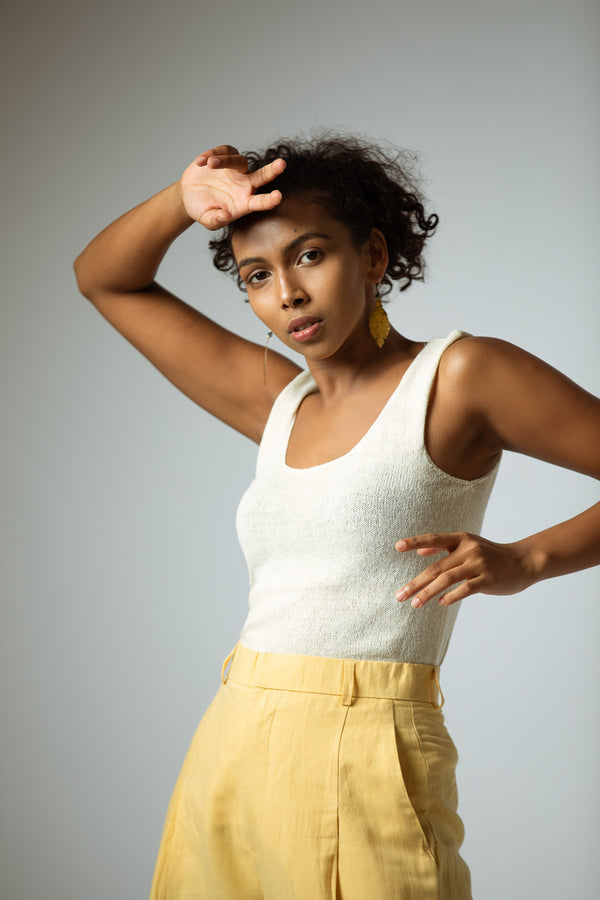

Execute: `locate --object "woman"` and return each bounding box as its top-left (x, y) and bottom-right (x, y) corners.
top-left (74, 137), bottom-right (600, 899)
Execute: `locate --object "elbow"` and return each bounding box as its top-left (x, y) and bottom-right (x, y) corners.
top-left (73, 253), bottom-right (86, 294)
top-left (73, 253), bottom-right (96, 302)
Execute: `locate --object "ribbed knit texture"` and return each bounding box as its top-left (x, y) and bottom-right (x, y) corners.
top-left (236, 330), bottom-right (499, 665)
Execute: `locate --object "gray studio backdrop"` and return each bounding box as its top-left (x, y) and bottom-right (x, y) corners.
top-left (1, 1), bottom-right (598, 898)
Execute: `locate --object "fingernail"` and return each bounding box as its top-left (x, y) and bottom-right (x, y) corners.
top-left (396, 589), bottom-right (408, 601)
top-left (396, 540), bottom-right (407, 551)
top-left (411, 597), bottom-right (422, 609)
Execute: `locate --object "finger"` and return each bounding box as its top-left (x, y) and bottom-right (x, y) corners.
top-left (200, 206), bottom-right (236, 230)
top-left (197, 144), bottom-right (240, 160)
top-left (248, 158), bottom-right (286, 189)
top-left (409, 567), bottom-right (485, 608)
top-left (195, 155), bottom-right (247, 173)
top-left (437, 578), bottom-right (483, 606)
top-left (195, 145), bottom-right (243, 168)
top-left (417, 547), bottom-right (447, 557)
top-left (247, 189), bottom-right (283, 213)
top-left (396, 561), bottom-right (466, 606)
top-left (396, 533), bottom-right (460, 553)
top-left (206, 154), bottom-right (248, 172)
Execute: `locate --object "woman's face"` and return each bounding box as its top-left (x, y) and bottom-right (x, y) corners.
top-left (232, 196), bottom-right (386, 362)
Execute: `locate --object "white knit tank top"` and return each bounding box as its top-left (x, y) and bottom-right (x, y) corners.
top-left (236, 330), bottom-right (499, 666)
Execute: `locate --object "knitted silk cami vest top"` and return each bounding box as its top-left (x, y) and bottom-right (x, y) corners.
top-left (236, 330), bottom-right (500, 666)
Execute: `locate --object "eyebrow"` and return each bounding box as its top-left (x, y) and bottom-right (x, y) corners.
top-left (236, 231), bottom-right (332, 271)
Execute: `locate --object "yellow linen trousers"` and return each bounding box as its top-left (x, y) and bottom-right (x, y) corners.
top-left (150, 644), bottom-right (472, 899)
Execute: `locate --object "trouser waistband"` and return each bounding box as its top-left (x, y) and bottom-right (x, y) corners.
top-left (221, 643), bottom-right (444, 708)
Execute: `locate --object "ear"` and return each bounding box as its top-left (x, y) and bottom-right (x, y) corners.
top-left (366, 228), bottom-right (389, 283)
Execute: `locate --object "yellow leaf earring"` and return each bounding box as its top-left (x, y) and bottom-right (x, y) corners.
top-left (368, 285), bottom-right (390, 348)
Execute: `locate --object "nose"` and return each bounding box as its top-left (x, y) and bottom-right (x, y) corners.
top-left (284, 296), bottom-right (307, 310)
top-left (278, 273), bottom-right (309, 310)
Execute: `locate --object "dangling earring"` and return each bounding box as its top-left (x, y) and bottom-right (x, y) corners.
top-left (368, 285), bottom-right (390, 348)
top-left (263, 331), bottom-right (273, 385)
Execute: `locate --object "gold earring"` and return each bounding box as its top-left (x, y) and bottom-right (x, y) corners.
top-left (263, 331), bottom-right (273, 385)
top-left (368, 286), bottom-right (390, 348)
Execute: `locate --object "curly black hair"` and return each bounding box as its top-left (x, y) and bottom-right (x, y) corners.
top-left (208, 133), bottom-right (438, 296)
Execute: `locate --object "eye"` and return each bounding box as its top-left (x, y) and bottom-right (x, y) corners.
top-left (297, 248), bottom-right (322, 265)
top-left (246, 268), bottom-right (270, 285)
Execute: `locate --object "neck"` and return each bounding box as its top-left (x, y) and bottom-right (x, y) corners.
top-left (304, 326), bottom-right (416, 404)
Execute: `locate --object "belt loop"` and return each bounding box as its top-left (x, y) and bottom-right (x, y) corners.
top-left (340, 659), bottom-right (355, 707)
top-left (221, 645), bottom-right (237, 684)
top-left (432, 667), bottom-right (445, 709)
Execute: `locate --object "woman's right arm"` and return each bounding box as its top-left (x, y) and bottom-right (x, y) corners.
top-left (73, 147), bottom-right (301, 442)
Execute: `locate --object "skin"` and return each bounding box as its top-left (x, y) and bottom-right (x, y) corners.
top-left (74, 144), bottom-right (600, 611)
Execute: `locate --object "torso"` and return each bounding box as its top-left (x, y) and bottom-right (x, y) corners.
top-left (284, 336), bottom-right (501, 481)
top-left (237, 330), bottom-right (502, 665)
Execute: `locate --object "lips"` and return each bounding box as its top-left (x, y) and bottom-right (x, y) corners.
top-left (288, 315), bottom-right (323, 334)
top-left (287, 316), bottom-right (324, 343)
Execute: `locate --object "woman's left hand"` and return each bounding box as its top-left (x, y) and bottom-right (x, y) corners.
top-left (395, 532), bottom-right (536, 608)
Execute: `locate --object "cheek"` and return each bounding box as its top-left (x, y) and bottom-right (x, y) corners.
top-left (331, 254), bottom-right (366, 290)
top-left (247, 295), bottom-right (274, 328)
top-left (308, 260), bottom-right (358, 297)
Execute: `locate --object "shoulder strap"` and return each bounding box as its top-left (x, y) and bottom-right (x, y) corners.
top-left (396, 329), bottom-right (469, 449)
top-left (369, 330), bottom-right (469, 454)
top-left (255, 331), bottom-right (468, 473)
top-left (256, 369), bottom-right (317, 475)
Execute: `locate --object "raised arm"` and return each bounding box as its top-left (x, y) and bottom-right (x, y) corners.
top-left (73, 146), bottom-right (301, 441)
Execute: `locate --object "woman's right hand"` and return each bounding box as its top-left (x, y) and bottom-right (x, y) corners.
top-left (180, 145), bottom-right (286, 231)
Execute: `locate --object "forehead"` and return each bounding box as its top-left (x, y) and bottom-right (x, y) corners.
top-left (231, 196), bottom-right (350, 262)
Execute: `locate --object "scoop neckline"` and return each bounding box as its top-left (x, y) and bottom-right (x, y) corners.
top-left (282, 338), bottom-right (433, 472)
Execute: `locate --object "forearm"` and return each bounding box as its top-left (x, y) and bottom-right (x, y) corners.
top-left (514, 500), bottom-right (600, 586)
top-left (74, 181), bottom-right (194, 300)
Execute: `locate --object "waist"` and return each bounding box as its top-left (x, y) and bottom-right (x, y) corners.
top-left (222, 642), bottom-right (444, 708)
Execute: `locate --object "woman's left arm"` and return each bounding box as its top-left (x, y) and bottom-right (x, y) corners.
top-left (396, 337), bottom-right (600, 608)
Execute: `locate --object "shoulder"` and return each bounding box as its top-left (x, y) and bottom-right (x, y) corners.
top-left (424, 334), bottom-right (565, 478)
top-left (430, 334), bottom-right (550, 454)
top-left (423, 335), bottom-right (512, 478)
top-left (440, 333), bottom-right (528, 371)
top-left (436, 334), bottom-right (600, 472)
top-left (437, 334), bottom-right (549, 401)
